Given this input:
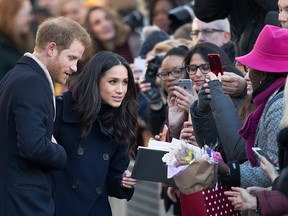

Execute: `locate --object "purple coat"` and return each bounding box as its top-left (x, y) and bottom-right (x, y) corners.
top-left (257, 190), bottom-right (288, 216)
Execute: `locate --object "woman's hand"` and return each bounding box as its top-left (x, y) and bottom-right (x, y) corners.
top-left (168, 96), bottom-right (186, 137)
top-left (138, 76), bottom-right (151, 93)
top-left (121, 170), bottom-right (137, 189)
top-left (259, 155), bottom-right (279, 182)
top-left (173, 86), bottom-right (198, 112)
top-left (167, 186), bottom-right (180, 203)
top-left (206, 71), bottom-right (219, 82)
top-left (179, 114), bottom-right (198, 146)
top-left (224, 187), bottom-right (257, 211)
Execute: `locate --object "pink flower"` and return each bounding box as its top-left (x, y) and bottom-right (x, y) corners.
top-left (212, 151), bottom-right (223, 163)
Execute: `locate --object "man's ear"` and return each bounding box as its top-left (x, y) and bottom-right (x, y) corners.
top-left (46, 42), bottom-right (57, 56)
top-left (223, 32), bottom-right (231, 44)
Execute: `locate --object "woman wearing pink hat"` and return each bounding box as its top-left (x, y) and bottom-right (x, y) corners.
top-left (219, 25), bottom-right (288, 191)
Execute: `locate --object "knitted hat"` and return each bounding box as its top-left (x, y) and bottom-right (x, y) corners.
top-left (139, 30), bottom-right (170, 56)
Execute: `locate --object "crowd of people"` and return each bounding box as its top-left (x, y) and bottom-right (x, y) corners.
top-left (0, 0), bottom-right (288, 216)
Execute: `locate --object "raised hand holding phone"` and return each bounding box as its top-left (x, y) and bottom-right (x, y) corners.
top-left (252, 147), bottom-right (278, 167)
top-left (178, 79), bottom-right (192, 93)
top-left (208, 53), bottom-right (224, 76)
top-left (176, 79), bottom-right (198, 112)
top-left (259, 155), bottom-right (279, 182)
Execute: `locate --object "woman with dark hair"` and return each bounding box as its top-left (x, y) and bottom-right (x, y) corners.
top-left (148, 0), bottom-right (178, 34)
top-left (52, 51), bottom-right (138, 216)
top-left (83, 6), bottom-right (134, 64)
top-left (184, 42), bottom-right (243, 92)
top-left (224, 68), bottom-right (288, 216)
top-left (185, 42), bottom-right (247, 163)
top-left (218, 25), bottom-right (288, 190)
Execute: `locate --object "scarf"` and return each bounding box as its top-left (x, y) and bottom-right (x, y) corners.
top-left (238, 77), bottom-right (286, 167)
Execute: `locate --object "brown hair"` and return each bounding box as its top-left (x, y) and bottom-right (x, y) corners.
top-left (84, 6), bottom-right (130, 58)
top-left (35, 16), bottom-right (91, 52)
top-left (69, 51), bottom-right (138, 146)
top-left (238, 95), bottom-right (256, 123)
top-left (0, 0), bottom-right (33, 52)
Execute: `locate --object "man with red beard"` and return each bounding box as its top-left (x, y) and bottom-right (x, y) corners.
top-left (0, 17), bottom-right (90, 216)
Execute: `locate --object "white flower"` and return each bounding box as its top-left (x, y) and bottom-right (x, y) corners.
top-left (162, 153), bottom-right (177, 166)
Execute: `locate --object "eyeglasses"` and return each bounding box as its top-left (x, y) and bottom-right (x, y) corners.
top-left (158, 67), bottom-right (185, 80)
top-left (185, 64), bottom-right (210, 75)
top-left (191, 28), bottom-right (224, 37)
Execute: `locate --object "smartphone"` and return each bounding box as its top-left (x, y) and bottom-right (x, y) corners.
top-left (178, 79), bottom-right (192, 93)
top-left (252, 147), bottom-right (279, 170)
top-left (208, 53), bottom-right (224, 75)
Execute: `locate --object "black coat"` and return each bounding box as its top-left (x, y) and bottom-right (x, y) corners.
top-left (52, 93), bottom-right (134, 216)
top-left (0, 56), bottom-right (67, 216)
top-left (190, 80), bottom-right (246, 163)
top-left (277, 127), bottom-right (288, 171)
top-left (194, 0), bottom-right (278, 56)
top-left (0, 34), bottom-right (22, 79)
top-left (272, 127), bottom-right (288, 201)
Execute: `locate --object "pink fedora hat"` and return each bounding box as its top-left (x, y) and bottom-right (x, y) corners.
top-left (236, 25), bottom-right (288, 72)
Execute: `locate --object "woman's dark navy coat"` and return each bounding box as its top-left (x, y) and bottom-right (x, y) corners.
top-left (52, 92), bottom-right (133, 216)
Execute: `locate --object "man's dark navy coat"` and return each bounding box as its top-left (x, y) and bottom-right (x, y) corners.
top-left (0, 56), bottom-right (67, 216)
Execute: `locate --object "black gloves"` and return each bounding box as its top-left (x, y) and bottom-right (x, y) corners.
top-left (219, 161), bottom-right (241, 187)
top-left (142, 87), bottom-right (162, 104)
top-left (196, 85), bottom-right (211, 116)
top-left (208, 80), bottom-right (224, 98)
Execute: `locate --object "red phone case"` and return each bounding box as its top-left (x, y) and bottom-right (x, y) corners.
top-left (208, 54), bottom-right (224, 75)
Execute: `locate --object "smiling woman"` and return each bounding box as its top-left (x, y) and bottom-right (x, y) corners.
top-left (81, 6), bottom-right (134, 66)
top-left (52, 51), bottom-right (139, 216)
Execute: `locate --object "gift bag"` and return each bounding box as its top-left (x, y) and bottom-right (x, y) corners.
top-left (173, 159), bottom-right (217, 194)
top-left (180, 184), bottom-right (241, 216)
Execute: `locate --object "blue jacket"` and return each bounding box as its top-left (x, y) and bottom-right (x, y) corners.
top-left (53, 92), bottom-right (134, 216)
top-left (0, 56), bottom-right (67, 216)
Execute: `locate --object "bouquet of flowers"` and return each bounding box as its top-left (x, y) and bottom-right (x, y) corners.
top-left (162, 138), bottom-right (223, 194)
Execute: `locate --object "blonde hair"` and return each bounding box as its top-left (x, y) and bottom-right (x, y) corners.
top-left (153, 39), bottom-right (193, 54)
top-left (104, 0), bottom-right (138, 13)
top-left (35, 16), bottom-right (91, 52)
top-left (59, 0), bottom-right (85, 24)
top-left (281, 77), bottom-right (288, 128)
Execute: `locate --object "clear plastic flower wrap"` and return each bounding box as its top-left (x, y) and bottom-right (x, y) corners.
top-left (162, 139), bottom-right (223, 194)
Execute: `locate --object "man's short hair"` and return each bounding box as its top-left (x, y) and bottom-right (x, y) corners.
top-left (35, 16), bottom-right (91, 51)
top-left (213, 18), bottom-right (230, 33)
top-left (193, 18), bottom-right (230, 33)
